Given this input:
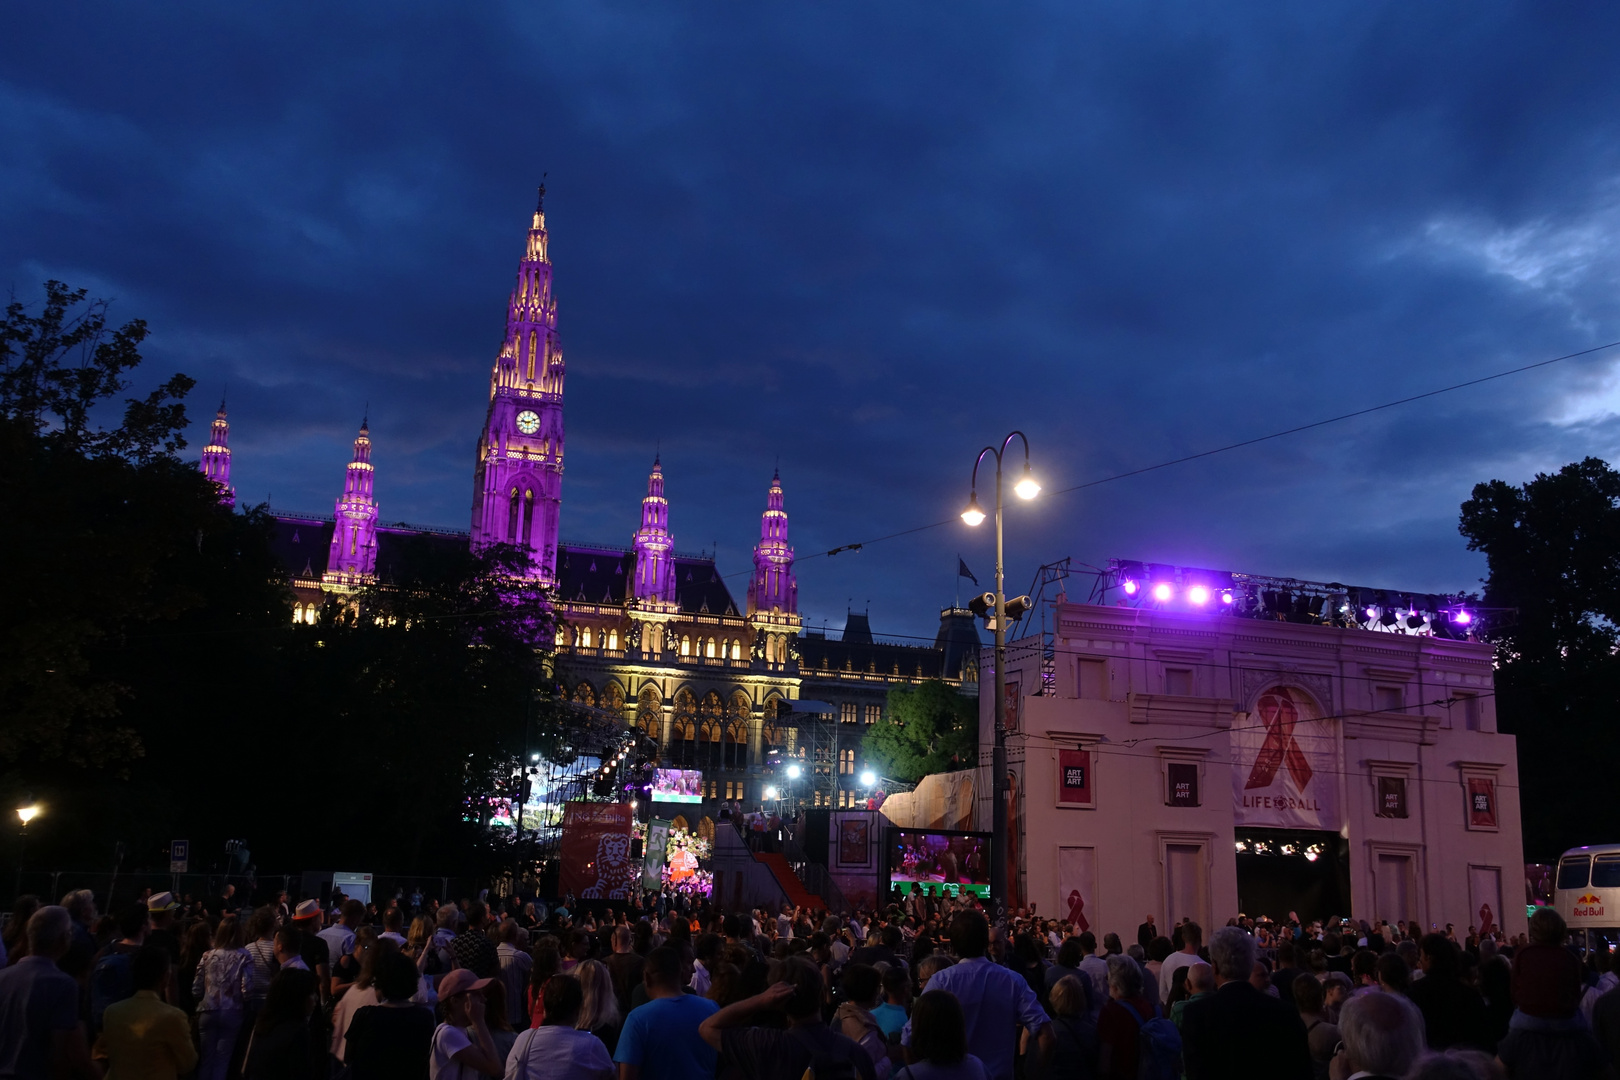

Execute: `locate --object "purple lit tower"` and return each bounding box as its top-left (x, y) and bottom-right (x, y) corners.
top-left (630, 457), bottom-right (677, 608)
top-left (747, 470), bottom-right (800, 664)
top-left (325, 419), bottom-right (378, 583)
top-left (199, 399), bottom-right (235, 507)
top-left (470, 185), bottom-right (564, 583)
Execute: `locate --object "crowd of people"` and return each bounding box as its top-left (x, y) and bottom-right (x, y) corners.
top-left (3, 880), bottom-right (1620, 1080)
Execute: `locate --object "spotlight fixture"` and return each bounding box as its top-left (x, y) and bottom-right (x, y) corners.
top-left (1188, 585), bottom-right (1210, 606)
top-left (1152, 582), bottom-right (1173, 602)
top-left (1454, 609), bottom-right (1473, 626)
top-left (859, 769), bottom-right (878, 787)
top-left (1220, 590), bottom-right (1235, 605)
top-left (1123, 579), bottom-right (1140, 596)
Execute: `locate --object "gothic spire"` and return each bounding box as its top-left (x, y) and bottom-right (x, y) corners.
top-left (748, 469), bottom-right (796, 616)
top-left (326, 419), bottom-right (378, 582)
top-left (631, 457), bottom-right (676, 605)
top-left (199, 398), bottom-right (235, 508)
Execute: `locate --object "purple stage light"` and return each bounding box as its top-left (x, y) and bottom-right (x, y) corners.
top-left (1152, 582), bottom-right (1173, 602)
top-left (1122, 579), bottom-right (1139, 596)
top-left (1365, 606), bottom-right (1377, 619)
top-left (1188, 585), bottom-right (1210, 605)
top-left (1220, 590), bottom-right (1235, 605)
top-left (1454, 609), bottom-right (1473, 625)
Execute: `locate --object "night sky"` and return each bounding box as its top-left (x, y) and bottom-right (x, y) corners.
top-left (5, 4), bottom-right (1620, 641)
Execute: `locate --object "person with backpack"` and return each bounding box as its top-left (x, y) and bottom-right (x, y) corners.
top-left (1178, 927), bottom-right (1309, 1080)
top-left (90, 903), bottom-right (150, 1035)
top-left (699, 955), bottom-right (877, 1080)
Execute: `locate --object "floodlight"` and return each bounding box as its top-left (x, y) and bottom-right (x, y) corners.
top-left (1123, 579), bottom-right (1139, 596)
top-left (765, 786), bottom-right (778, 800)
top-left (1187, 585), bottom-right (1210, 606)
top-left (1454, 609), bottom-right (1473, 626)
top-left (787, 764), bottom-right (802, 780)
top-left (859, 770), bottom-right (877, 787)
top-left (1152, 582), bottom-right (1173, 602)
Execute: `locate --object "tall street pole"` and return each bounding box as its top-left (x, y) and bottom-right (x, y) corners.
top-left (991, 451), bottom-right (1008, 920)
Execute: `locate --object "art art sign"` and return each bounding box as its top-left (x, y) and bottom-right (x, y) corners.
top-left (1232, 686), bottom-right (1339, 830)
top-left (1167, 763), bottom-right (1199, 807)
top-left (559, 801), bottom-right (638, 900)
top-left (1377, 777), bottom-right (1408, 819)
top-left (1467, 778), bottom-right (1498, 830)
top-left (1058, 749), bottom-right (1092, 805)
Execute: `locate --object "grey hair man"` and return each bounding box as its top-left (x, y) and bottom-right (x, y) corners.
top-left (0, 906), bottom-right (98, 1079)
top-left (1179, 927), bottom-right (1311, 1079)
top-left (1336, 990), bottom-right (1426, 1079)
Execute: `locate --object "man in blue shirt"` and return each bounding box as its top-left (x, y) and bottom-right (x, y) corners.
top-left (904, 910), bottom-right (1053, 1080)
top-left (615, 946), bottom-right (719, 1080)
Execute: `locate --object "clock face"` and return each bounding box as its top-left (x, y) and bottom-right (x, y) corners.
top-left (515, 410), bottom-right (541, 435)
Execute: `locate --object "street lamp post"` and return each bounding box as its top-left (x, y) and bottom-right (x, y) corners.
top-left (15, 801), bottom-right (40, 899)
top-left (961, 433), bottom-right (1039, 922)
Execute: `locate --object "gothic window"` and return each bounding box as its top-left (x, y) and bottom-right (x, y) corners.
top-left (840, 703), bottom-right (858, 724)
top-left (522, 489), bottom-right (535, 544)
top-left (674, 690), bottom-right (699, 765)
top-left (681, 636), bottom-right (691, 658)
top-left (865, 704), bottom-right (881, 725)
top-left (527, 329), bottom-right (538, 381)
top-left (580, 627), bottom-right (593, 648)
top-left (608, 629), bottom-right (619, 651)
top-left (636, 687), bottom-right (661, 738)
top-left (840, 748), bottom-right (855, 775)
top-left (572, 682), bottom-right (596, 708)
top-left (555, 625), bottom-right (567, 646)
top-left (763, 722), bottom-right (779, 747)
top-left (706, 638), bottom-right (717, 659)
top-left (601, 683), bottom-right (625, 719)
top-left (724, 720), bottom-right (748, 769)
top-left (699, 719), bottom-right (722, 767)
top-left (763, 696), bottom-right (781, 722)
top-left (507, 487), bottom-right (520, 542)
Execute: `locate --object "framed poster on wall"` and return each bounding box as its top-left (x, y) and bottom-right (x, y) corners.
top-left (1057, 748), bottom-right (1093, 807)
top-left (838, 816), bottom-right (871, 866)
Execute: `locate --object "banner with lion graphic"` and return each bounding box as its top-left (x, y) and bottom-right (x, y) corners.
top-left (560, 801), bottom-right (638, 900)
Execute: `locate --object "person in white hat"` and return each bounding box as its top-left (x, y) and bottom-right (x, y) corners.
top-left (432, 968), bottom-right (502, 1080)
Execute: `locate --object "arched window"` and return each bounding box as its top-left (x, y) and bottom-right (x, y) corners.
top-left (636, 687), bottom-right (661, 738)
top-left (671, 814), bottom-right (689, 832)
top-left (730, 640), bottom-right (741, 660)
top-left (706, 638), bottom-right (716, 659)
top-left (681, 636), bottom-right (691, 657)
top-left (699, 719), bottom-right (722, 767)
top-left (555, 625), bottom-right (567, 646)
top-left (608, 628), bottom-right (619, 651)
top-left (580, 626), bottom-right (593, 648)
top-left (602, 683), bottom-right (625, 719)
top-left (724, 720), bottom-right (748, 769)
top-left (507, 487), bottom-right (520, 542)
top-left (675, 690), bottom-right (699, 765)
top-left (698, 816), bottom-right (715, 844)
top-left (522, 489), bottom-right (535, 544)
top-left (572, 682), bottom-right (596, 708)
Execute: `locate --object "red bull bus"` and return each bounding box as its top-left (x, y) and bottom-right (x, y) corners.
top-left (1554, 845), bottom-right (1620, 956)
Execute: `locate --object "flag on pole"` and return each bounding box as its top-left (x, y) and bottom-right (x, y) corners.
top-left (957, 557), bottom-right (979, 586)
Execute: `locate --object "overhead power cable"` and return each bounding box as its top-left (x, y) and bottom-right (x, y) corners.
top-left (743, 337), bottom-right (1620, 579)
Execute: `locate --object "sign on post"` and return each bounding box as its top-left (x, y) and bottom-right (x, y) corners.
top-left (170, 840), bottom-right (189, 874)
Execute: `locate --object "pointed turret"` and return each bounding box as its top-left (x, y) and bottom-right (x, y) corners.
top-left (326, 418), bottom-right (379, 582)
top-left (630, 457), bottom-right (677, 605)
top-left (199, 398), bottom-right (236, 508)
top-left (470, 187), bottom-right (564, 583)
top-left (747, 469), bottom-right (796, 616)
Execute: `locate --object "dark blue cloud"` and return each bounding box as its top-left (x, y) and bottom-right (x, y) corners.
top-left (5, 1), bottom-right (1620, 638)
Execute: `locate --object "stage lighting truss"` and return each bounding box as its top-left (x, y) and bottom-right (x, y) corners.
top-left (1098, 559), bottom-right (1506, 640)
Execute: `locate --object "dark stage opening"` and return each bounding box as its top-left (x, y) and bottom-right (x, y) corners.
top-left (1235, 828), bottom-right (1350, 925)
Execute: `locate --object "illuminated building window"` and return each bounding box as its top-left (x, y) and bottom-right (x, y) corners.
top-left (839, 749), bottom-right (855, 775)
top-left (608, 629), bottom-right (619, 651)
top-left (840, 703), bottom-right (857, 724)
top-left (706, 638), bottom-right (716, 659)
top-left (681, 636), bottom-right (691, 657)
top-left (580, 627), bottom-right (592, 648)
top-left (865, 704), bottom-right (881, 725)
top-left (555, 626), bottom-right (567, 646)
top-left (730, 640), bottom-right (741, 660)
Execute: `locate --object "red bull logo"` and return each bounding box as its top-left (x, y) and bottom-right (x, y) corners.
top-left (1574, 893), bottom-right (1605, 918)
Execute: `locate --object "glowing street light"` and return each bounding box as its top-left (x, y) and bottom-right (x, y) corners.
top-left (960, 491), bottom-right (986, 527)
top-left (961, 431), bottom-right (1037, 919)
top-left (15, 805), bottom-right (39, 826)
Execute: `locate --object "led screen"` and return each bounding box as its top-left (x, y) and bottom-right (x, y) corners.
top-left (889, 829), bottom-right (993, 898)
top-left (652, 768), bottom-right (704, 804)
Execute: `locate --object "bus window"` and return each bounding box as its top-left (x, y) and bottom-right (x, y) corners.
top-left (1558, 855), bottom-right (1591, 891)
top-left (1594, 855), bottom-right (1620, 888)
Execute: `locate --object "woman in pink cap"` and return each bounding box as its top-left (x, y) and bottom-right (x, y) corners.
top-left (431, 968), bottom-right (503, 1080)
